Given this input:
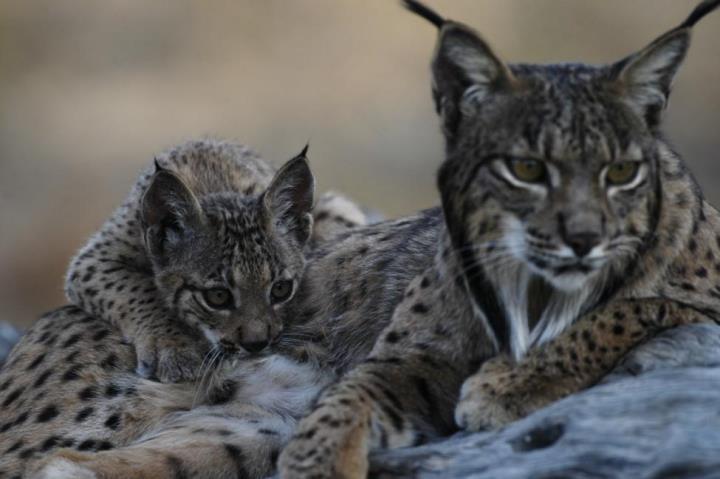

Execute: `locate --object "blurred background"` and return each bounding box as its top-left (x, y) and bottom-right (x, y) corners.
top-left (1, 0), bottom-right (719, 329)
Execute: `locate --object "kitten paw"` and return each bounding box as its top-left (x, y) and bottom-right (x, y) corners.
top-left (135, 335), bottom-right (205, 383)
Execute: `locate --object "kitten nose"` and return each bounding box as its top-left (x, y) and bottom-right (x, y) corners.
top-left (565, 233), bottom-right (600, 258)
top-left (241, 340), bottom-right (269, 354)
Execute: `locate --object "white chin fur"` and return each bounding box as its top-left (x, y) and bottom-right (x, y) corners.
top-left (544, 270), bottom-right (594, 292)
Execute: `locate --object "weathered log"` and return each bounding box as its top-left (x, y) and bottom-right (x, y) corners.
top-left (369, 324), bottom-right (720, 478)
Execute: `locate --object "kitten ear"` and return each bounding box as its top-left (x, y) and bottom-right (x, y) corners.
top-left (431, 21), bottom-right (517, 140)
top-left (141, 169), bottom-right (203, 260)
top-left (608, 0), bottom-right (720, 128)
top-left (263, 146), bottom-right (315, 245)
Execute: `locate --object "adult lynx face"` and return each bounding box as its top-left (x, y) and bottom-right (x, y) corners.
top-left (142, 150), bottom-right (314, 355)
top-left (431, 23), bottom-right (698, 294)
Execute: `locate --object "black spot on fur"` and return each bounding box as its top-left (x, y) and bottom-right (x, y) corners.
top-left (75, 407), bottom-right (95, 423)
top-left (92, 329), bottom-right (110, 342)
top-left (36, 405), bottom-right (60, 423)
top-left (105, 383), bottom-right (121, 398)
top-left (166, 455), bottom-right (190, 479)
top-left (19, 447), bottom-right (35, 459)
top-left (224, 443), bottom-right (250, 478)
top-left (40, 436), bottom-right (61, 452)
top-left (61, 333), bottom-right (82, 348)
top-left (2, 387), bottom-right (24, 407)
top-left (26, 353), bottom-right (46, 371)
top-left (100, 354), bottom-right (118, 370)
top-left (411, 303), bottom-right (430, 314)
top-left (413, 376), bottom-right (442, 420)
top-left (6, 440), bottom-right (23, 453)
top-left (97, 440), bottom-right (114, 451)
top-left (78, 386), bottom-right (97, 401)
top-left (208, 380), bottom-right (238, 406)
top-left (385, 331), bottom-right (400, 344)
top-left (104, 413), bottom-right (121, 430)
top-left (62, 364), bottom-right (84, 381)
top-left (77, 439), bottom-right (97, 451)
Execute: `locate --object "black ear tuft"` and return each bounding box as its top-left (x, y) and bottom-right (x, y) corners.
top-left (680, 0), bottom-right (720, 29)
top-left (263, 149), bottom-right (315, 245)
top-left (299, 143), bottom-right (309, 158)
top-left (402, 0), bottom-right (445, 28)
top-left (609, 0), bottom-right (719, 128)
top-left (141, 170), bottom-right (203, 261)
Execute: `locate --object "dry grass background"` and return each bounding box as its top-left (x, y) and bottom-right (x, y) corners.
top-left (1, 1), bottom-right (719, 328)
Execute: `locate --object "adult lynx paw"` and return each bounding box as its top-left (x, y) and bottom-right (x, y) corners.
top-left (135, 333), bottom-right (205, 383)
top-left (454, 355), bottom-right (523, 431)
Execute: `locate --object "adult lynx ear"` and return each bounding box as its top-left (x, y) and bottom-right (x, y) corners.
top-left (431, 22), bottom-right (517, 141)
top-left (609, 0), bottom-right (720, 128)
top-left (141, 168), bottom-right (203, 261)
top-left (263, 146), bottom-right (315, 245)
top-left (403, 1), bottom-right (517, 141)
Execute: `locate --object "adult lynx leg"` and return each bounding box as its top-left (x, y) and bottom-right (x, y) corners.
top-left (279, 275), bottom-right (491, 479)
top-left (456, 299), bottom-right (717, 431)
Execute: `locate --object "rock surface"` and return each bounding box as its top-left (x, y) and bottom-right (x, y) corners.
top-left (0, 321), bottom-right (21, 367)
top-left (369, 324), bottom-right (720, 478)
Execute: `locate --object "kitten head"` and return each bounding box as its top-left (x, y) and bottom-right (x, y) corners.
top-left (141, 148), bottom-right (314, 355)
top-left (409, 0), bottom-right (718, 292)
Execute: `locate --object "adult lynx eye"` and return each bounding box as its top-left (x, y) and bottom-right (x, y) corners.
top-left (507, 158), bottom-right (547, 183)
top-left (203, 288), bottom-right (233, 309)
top-left (606, 161), bottom-right (639, 186)
top-left (270, 280), bottom-right (294, 304)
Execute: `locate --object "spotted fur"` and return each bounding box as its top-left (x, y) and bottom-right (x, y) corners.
top-left (2, 1), bottom-right (720, 478)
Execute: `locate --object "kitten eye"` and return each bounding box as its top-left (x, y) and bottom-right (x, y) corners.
top-left (203, 288), bottom-right (233, 309)
top-left (270, 280), bottom-right (294, 304)
top-left (605, 161), bottom-right (639, 186)
top-left (507, 158), bottom-right (547, 183)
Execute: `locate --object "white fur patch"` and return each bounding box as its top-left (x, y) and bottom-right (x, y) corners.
top-left (35, 459), bottom-right (97, 479)
top-left (226, 355), bottom-right (333, 418)
top-left (488, 217), bottom-right (606, 360)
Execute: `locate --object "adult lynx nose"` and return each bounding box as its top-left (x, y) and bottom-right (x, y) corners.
top-left (564, 232), bottom-right (601, 258)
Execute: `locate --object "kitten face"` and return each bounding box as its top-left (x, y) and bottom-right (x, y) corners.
top-left (143, 152), bottom-right (314, 355)
top-left (154, 195), bottom-right (304, 355)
